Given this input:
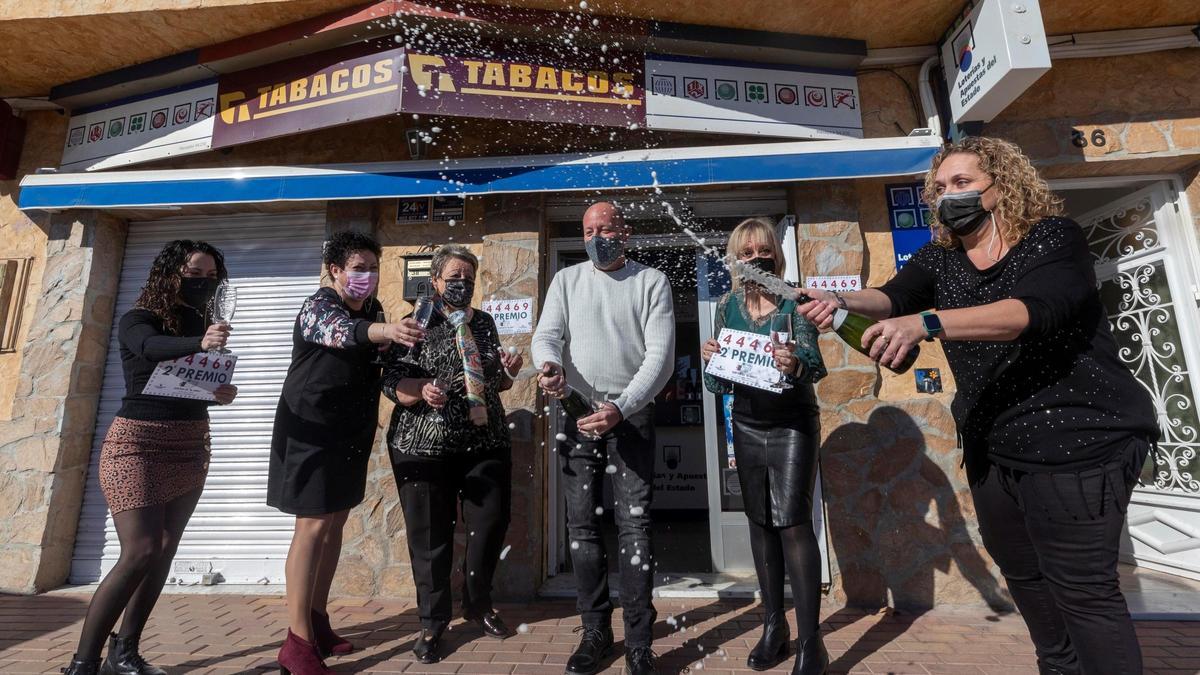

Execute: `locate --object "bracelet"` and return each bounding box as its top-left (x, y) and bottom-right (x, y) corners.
top-left (831, 290), bottom-right (848, 310)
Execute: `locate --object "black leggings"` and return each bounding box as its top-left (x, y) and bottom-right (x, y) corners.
top-left (747, 518), bottom-right (822, 640)
top-left (971, 439), bottom-right (1149, 675)
top-left (74, 487), bottom-right (204, 660)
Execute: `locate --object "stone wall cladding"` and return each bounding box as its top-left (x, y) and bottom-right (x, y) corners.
top-left (0, 211), bottom-right (127, 593)
top-left (984, 49), bottom-right (1200, 175)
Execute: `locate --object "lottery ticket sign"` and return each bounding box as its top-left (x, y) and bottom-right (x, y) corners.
top-left (481, 297), bottom-right (533, 335)
top-left (143, 353), bottom-right (237, 401)
top-left (704, 328), bottom-right (784, 393)
top-left (804, 275), bottom-right (861, 292)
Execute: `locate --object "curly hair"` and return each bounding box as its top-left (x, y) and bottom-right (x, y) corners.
top-left (323, 230), bottom-right (382, 270)
top-left (134, 240), bottom-right (228, 335)
top-left (922, 136), bottom-right (1063, 248)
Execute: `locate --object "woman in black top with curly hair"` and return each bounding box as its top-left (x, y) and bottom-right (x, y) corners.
top-left (802, 137), bottom-right (1157, 675)
top-left (267, 231), bottom-right (424, 675)
top-left (63, 240), bottom-right (238, 675)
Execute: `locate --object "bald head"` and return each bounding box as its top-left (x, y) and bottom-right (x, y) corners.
top-left (583, 202), bottom-right (627, 234)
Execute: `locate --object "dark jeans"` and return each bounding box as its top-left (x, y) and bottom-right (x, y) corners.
top-left (560, 405), bottom-right (657, 648)
top-left (970, 437), bottom-right (1149, 675)
top-left (392, 450), bottom-right (512, 629)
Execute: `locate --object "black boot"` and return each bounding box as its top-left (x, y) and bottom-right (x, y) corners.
top-left (624, 646), bottom-right (658, 675)
top-left (61, 656), bottom-right (101, 675)
top-left (412, 623), bottom-right (447, 664)
top-left (100, 634), bottom-right (166, 675)
top-left (565, 625), bottom-right (614, 675)
top-left (747, 612), bottom-right (791, 671)
top-left (791, 634), bottom-right (828, 675)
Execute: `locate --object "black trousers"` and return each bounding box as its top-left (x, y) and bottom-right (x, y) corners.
top-left (970, 437), bottom-right (1149, 675)
top-left (560, 406), bottom-right (657, 648)
top-left (392, 449), bottom-right (512, 629)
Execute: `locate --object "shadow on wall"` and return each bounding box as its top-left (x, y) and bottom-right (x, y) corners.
top-left (821, 405), bottom-right (1013, 614)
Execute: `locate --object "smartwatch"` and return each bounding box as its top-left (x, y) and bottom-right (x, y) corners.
top-left (920, 311), bottom-right (944, 341)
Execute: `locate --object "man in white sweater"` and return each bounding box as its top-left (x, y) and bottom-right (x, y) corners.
top-left (533, 202), bottom-right (675, 675)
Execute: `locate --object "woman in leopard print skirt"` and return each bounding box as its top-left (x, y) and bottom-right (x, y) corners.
top-left (62, 240), bottom-right (238, 675)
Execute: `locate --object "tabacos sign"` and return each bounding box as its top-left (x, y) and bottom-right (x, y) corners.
top-left (402, 46), bottom-right (645, 128)
top-left (213, 42), bottom-right (404, 148)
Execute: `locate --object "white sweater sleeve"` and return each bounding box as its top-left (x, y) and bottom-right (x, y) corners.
top-left (531, 272), bottom-right (567, 369)
top-left (614, 272), bottom-right (676, 417)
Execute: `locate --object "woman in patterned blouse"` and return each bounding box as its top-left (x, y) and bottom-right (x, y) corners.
top-left (382, 244), bottom-right (523, 664)
top-left (267, 231), bottom-right (423, 675)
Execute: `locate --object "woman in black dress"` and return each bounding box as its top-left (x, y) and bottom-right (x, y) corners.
top-left (267, 231), bottom-right (423, 675)
top-left (701, 219), bottom-right (829, 675)
top-left (801, 136), bottom-right (1158, 675)
top-left (382, 244), bottom-right (523, 664)
top-left (63, 240), bottom-right (237, 675)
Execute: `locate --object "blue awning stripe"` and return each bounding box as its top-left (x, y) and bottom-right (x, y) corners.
top-left (19, 139), bottom-right (941, 210)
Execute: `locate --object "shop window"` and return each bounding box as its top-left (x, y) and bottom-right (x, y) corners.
top-left (0, 257), bottom-right (32, 352)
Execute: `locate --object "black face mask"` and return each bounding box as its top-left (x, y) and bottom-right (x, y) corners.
top-left (936, 183), bottom-right (994, 237)
top-left (441, 278), bottom-right (475, 308)
top-left (744, 256), bottom-right (777, 275)
top-left (180, 277), bottom-right (218, 309)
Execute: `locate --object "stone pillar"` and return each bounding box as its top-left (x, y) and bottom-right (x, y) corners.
top-left (0, 210), bottom-right (127, 593)
top-left (789, 183), bottom-right (1007, 611)
top-left (479, 193), bottom-right (544, 599)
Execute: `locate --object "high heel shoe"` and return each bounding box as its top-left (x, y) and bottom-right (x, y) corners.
top-left (100, 633), bottom-right (165, 675)
top-left (61, 656), bottom-right (101, 675)
top-left (747, 612), bottom-right (790, 671)
top-left (277, 629), bottom-right (330, 675)
top-left (311, 609), bottom-right (353, 657)
top-left (791, 634), bottom-right (829, 675)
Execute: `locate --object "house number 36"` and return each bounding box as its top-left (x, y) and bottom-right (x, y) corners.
top-left (1071, 128), bottom-right (1107, 148)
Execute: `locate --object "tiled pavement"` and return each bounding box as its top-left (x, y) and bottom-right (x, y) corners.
top-left (2, 593), bottom-right (1198, 675)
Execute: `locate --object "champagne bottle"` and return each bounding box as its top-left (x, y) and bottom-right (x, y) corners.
top-left (560, 386), bottom-right (598, 420)
top-left (831, 308), bottom-right (920, 375)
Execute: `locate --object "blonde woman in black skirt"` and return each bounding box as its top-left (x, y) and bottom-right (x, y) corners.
top-left (62, 240), bottom-right (238, 675)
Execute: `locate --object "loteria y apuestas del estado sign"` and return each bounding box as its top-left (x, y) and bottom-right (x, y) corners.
top-left (213, 42), bottom-right (404, 148)
top-left (401, 44), bottom-right (645, 128)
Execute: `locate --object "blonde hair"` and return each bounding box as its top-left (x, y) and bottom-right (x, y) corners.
top-left (922, 136), bottom-right (1063, 248)
top-left (726, 217), bottom-right (785, 290)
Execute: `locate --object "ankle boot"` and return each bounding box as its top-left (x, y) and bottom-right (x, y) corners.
top-left (747, 612), bottom-right (791, 671)
top-left (791, 634), bottom-right (828, 675)
top-left (310, 609), bottom-right (353, 657)
top-left (100, 634), bottom-right (166, 675)
top-left (61, 656), bottom-right (101, 675)
top-left (277, 630), bottom-right (331, 675)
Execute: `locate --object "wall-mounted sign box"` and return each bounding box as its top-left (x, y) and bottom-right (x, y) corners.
top-left (403, 255), bottom-right (434, 301)
top-left (940, 0), bottom-right (1051, 124)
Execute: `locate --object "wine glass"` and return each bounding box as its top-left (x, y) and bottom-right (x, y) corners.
top-left (431, 372), bottom-right (453, 422)
top-left (405, 294), bottom-right (436, 363)
top-left (769, 312), bottom-right (793, 390)
top-left (209, 282), bottom-right (237, 355)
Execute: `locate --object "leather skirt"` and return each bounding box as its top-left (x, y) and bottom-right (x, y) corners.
top-left (732, 415), bottom-right (820, 528)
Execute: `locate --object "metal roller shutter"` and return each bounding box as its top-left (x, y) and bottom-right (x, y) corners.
top-left (69, 212), bottom-right (325, 586)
